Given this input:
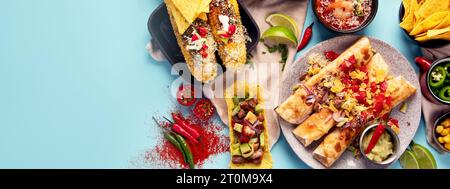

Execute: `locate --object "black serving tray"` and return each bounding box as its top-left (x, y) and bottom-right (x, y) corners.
top-left (148, 0), bottom-right (260, 65)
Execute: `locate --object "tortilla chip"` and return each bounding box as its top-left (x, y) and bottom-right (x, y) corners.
top-left (416, 31), bottom-right (450, 41)
top-left (418, 0), bottom-right (449, 18)
top-left (410, 11), bottom-right (449, 35)
top-left (171, 0), bottom-right (201, 23)
top-left (402, 0), bottom-right (412, 20)
top-left (434, 14), bottom-right (450, 29)
top-left (197, 0), bottom-right (211, 15)
top-left (400, 0), bottom-right (419, 32)
top-left (166, 0), bottom-right (191, 34)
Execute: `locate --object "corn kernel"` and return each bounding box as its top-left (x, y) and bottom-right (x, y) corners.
top-left (438, 137), bottom-right (445, 143)
top-left (445, 143), bottom-right (450, 151)
top-left (443, 119), bottom-right (450, 127)
top-left (442, 129), bottom-right (449, 136)
top-left (436, 125), bottom-right (444, 134)
top-left (444, 135), bottom-right (450, 143)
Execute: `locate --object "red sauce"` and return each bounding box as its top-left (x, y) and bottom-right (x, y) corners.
top-left (315, 0), bottom-right (372, 30)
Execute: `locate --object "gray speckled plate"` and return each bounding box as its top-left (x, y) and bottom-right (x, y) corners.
top-left (279, 35), bottom-right (422, 169)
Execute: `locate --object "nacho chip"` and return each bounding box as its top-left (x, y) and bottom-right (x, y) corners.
top-left (434, 13), bottom-right (450, 29)
top-left (166, 0), bottom-right (191, 34)
top-left (416, 30), bottom-right (450, 41)
top-left (400, 0), bottom-right (419, 32)
top-left (171, 0), bottom-right (201, 23)
top-left (418, 0), bottom-right (449, 18)
top-left (410, 11), bottom-right (449, 35)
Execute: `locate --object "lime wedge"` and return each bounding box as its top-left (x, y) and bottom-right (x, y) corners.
top-left (399, 150), bottom-right (420, 169)
top-left (261, 26), bottom-right (298, 47)
top-left (412, 143), bottom-right (437, 169)
top-left (266, 13), bottom-right (300, 38)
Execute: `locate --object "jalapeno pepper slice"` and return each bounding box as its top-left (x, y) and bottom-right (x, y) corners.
top-left (438, 86), bottom-right (450, 102)
top-left (444, 62), bottom-right (450, 77)
top-left (429, 66), bottom-right (446, 88)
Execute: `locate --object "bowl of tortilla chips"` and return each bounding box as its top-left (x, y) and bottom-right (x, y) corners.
top-left (399, 0), bottom-right (450, 47)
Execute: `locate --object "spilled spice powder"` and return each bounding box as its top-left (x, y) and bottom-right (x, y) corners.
top-left (139, 111), bottom-right (229, 169)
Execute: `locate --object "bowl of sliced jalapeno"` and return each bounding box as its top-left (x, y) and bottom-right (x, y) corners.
top-left (416, 57), bottom-right (450, 105)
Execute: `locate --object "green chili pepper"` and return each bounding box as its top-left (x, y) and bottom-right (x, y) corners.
top-left (174, 134), bottom-right (195, 169)
top-left (429, 66), bottom-right (446, 88)
top-left (164, 132), bottom-right (187, 164)
top-left (438, 86), bottom-right (450, 102)
top-left (444, 62), bottom-right (450, 77)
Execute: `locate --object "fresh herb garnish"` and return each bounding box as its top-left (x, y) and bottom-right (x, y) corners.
top-left (264, 44), bottom-right (289, 71)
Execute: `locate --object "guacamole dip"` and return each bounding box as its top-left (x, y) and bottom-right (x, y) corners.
top-left (362, 130), bottom-right (394, 162)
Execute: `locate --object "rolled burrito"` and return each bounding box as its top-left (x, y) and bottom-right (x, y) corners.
top-left (292, 53), bottom-right (389, 147)
top-left (276, 37), bottom-right (374, 124)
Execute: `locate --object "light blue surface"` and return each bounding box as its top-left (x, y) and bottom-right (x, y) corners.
top-left (0, 0), bottom-right (448, 169)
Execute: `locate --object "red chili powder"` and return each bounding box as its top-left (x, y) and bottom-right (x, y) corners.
top-left (140, 112), bottom-right (229, 169)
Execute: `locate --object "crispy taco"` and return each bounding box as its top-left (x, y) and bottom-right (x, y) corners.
top-left (208, 0), bottom-right (247, 68)
top-left (225, 82), bottom-right (273, 169)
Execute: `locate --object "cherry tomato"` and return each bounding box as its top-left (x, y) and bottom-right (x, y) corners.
top-left (177, 85), bottom-right (196, 106)
top-left (324, 51), bottom-right (339, 61)
top-left (193, 99), bottom-right (215, 121)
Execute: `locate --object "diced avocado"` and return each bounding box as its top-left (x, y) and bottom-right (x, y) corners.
top-left (240, 143), bottom-right (252, 154)
top-left (245, 111), bottom-right (258, 124)
top-left (232, 142), bottom-right (240, 149)
top-left (255, 104), bottom-right (263, 114)
top-left (231, 105), bottom-right (241, 116)
top-left (232, 97), bottom-right (243, 105)
top-left (233, 123), bottom-right (243, 133)
top-left (260, 134), bottom-right (265, 148)
top-left (231, 147), bottom-right (241, 156)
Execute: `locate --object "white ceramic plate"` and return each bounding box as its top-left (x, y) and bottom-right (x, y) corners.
top-left (279, 35), bottom-right (422, 169)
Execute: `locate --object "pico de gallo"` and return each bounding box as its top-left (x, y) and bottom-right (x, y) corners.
top-left (229, 92), bottom-right (266, 164)
top-left (315, 0), bottom-right (373, 31)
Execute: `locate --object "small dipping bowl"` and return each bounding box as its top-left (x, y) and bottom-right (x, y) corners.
top-left (432, 112), bottom-right (450, 153)
top-left (359, 124), bottom-right (400, 165)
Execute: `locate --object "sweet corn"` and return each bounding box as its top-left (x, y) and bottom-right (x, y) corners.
top-left (438, 137), bottom-right (445, 143)
top-left (436, 125), bottom-right (444, 134)
top-left (441, 129), bottom-right (449, 136)
top-left (445, 143), bottom-right (450, 151)
top-left (444, 135), bottom-right (450, 143)
top-left (442, 119), bottom-right (450, 127)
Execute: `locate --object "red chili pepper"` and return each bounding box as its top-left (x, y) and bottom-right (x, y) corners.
top-left (324, 51), bottom-right (339, 61)
top-left (228, 24), bottom-right (236, 36)
top-left (297, 22), bottom-right (314, 52)
top-left (365, 122), bottom-right (386, 154)
top-left (354, 91), bottom-right (366, 104)
top-left (172, 123), bottom-right (199, 145)
top-left (197, 27), bottom-right (208, 38)
top-left (415, 57), bottom-right (431, 71)
top-left (171, 113), bottom-right (200, 139)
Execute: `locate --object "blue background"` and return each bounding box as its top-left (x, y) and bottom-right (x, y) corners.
top-left (0, 0), bottom-right (448, 168)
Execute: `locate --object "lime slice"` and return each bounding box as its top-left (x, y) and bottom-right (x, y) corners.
top-left (399, 150), bottom-right (420, 169)
top-left (412, 143), bottom-right (437, 169)
top-left (261, 26), bottom-right (298, 47)
top-left (266, 13), bottom-right (300, 38)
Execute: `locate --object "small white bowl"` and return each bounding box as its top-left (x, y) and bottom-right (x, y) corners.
top-left (359, 123), bottom-right (400, 165)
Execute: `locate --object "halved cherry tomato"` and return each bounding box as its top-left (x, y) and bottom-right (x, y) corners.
top-left (177, 85), bottom-right (196, 106)
top-left (354, 91), bottom-right (366, 104)
top-left (197, 27), bottom-right (208, 38)
top-left (324, 51), bottom-right (339, 61)
top-left (228, 25), bottom-right (236, 35)
top-left (191, 34), bottom-right (199, 41)
top-left (193, 99), bottom-right (215, 121)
